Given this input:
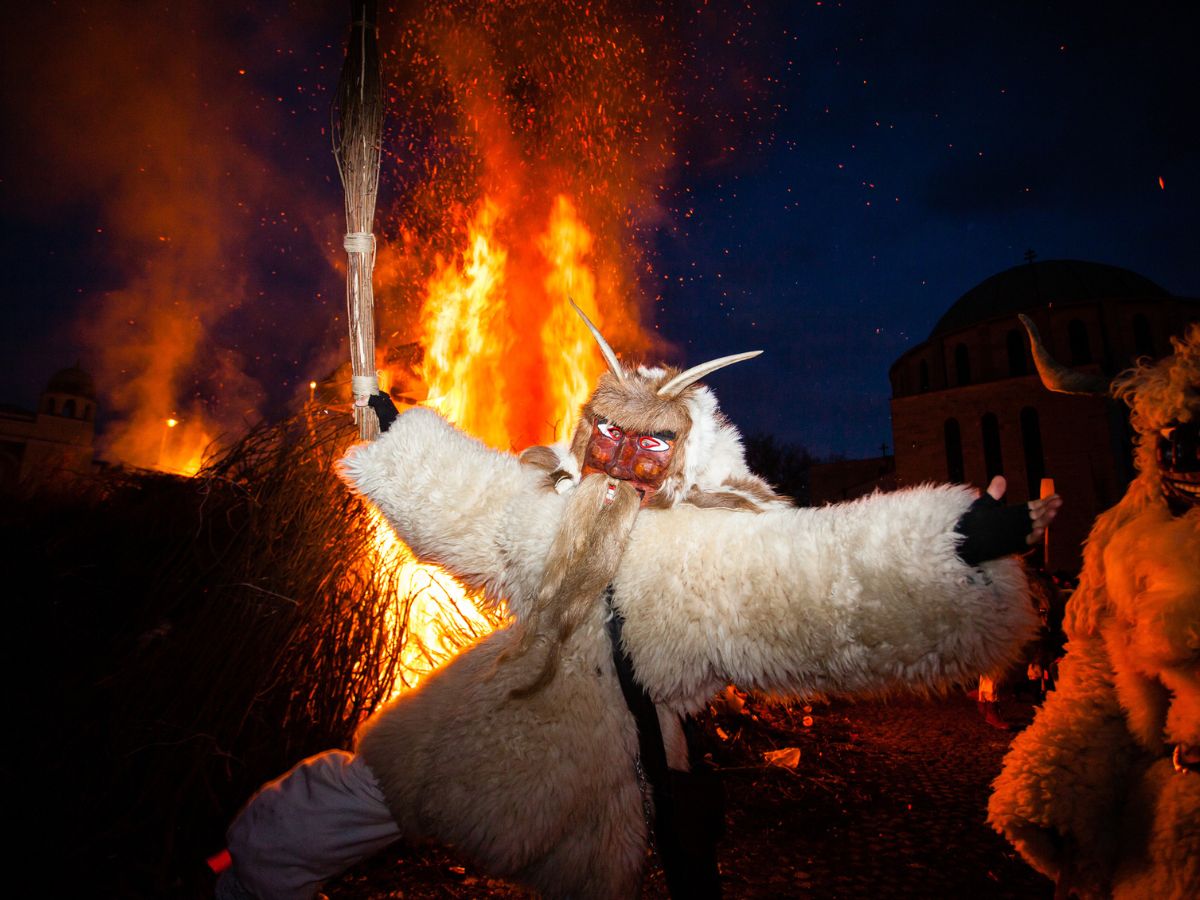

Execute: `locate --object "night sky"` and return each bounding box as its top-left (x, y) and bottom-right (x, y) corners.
top-left (2, 1), bottom-right (1196, 460)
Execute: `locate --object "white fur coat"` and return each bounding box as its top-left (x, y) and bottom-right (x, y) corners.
top-left (988, 483), bottom-right (1200, 900)
top-left (342, 408), bottom-right (1037, 898)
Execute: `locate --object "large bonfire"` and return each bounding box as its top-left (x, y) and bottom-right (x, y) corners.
top-left (148, 1), bottom-right (674, 694)
top-left (342, 1), bottom-right (674, 691)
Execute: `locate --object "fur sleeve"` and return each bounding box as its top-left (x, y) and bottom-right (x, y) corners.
top-left (986, 630), bottom-right (1137, 892)
top-left (339, 408), bottom-right (560, 607)
top-left (611, 485), bottom-right (1039, 708)
top-left (343, 413), bottom-right (1036, 707)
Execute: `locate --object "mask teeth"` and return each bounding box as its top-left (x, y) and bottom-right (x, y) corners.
top-left (1164, 475), bottom-right (1200, 497)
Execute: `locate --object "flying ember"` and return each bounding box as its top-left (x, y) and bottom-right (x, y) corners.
top-left (362, 0), bottom-right (675, 690)
top-left (62, 0), bottom-right (677, 693)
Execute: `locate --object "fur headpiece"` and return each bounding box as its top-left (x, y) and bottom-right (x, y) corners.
top-left (1113, 323), bottom-right (1200, 473)
top-left (522, 302), bottom-right (788, 511)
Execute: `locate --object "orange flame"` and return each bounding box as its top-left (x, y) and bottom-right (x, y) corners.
top-left (419, 199), bottom-right (513, 449)
top-left (26, 2), bottom-right (672, 695)
top-left (539, 195), bottom-right (606, 443)
top-left (367, 3), bottom-right (672, 694)
top-left (417, 194), bottom-right (606, 449)
top-left (381, 193), bottom-right (614, 693)
top-left (366, 508), bottom-right (496, 693)
top-left (157, 417), bottom-right (209, 477)
top-left (2, 5), bottom-right (290, 477)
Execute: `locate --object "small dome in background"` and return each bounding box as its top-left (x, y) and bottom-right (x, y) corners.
top-left (929, 260), bottom-right (1169, 339)
top-left (46, 365), bottom-right (96, 400)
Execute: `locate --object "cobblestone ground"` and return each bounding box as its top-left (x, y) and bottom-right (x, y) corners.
top-left (325, 693), bottom-right (1054, 899)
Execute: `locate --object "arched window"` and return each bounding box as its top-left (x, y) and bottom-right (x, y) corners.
top-left (944, 418), bottom-right (964, 483)
top-left (1006, 328), bottom-right (1028, 377)
top-left (981, 413), bottom-right (1003, 481)
top-left (918, 360), bottom-right (930, 392)
top-left (1068, 319), bottom-right (1092, 364)
top-left (954, 344), bottom-right (971, 386)
top-left (1132, 314), bottom-right (1155, 358)
top-left (1020, 407), bottom-right (1045, 500)
top-left (62, 399), bottom-right (77, 418)
top-left (43, 397), bottom-right (56, 415)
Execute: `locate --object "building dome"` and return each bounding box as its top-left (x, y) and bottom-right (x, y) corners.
top-left (46, 365), bottom-right (96, 400)
top-left (889, 257), bottom-right (1194, 573)
top-left (929, 260), bottom-right (1169, 339)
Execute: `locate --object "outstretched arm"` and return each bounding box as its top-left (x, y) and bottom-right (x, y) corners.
top-left (612, 485), bottom-right (1041, 708)
top-left (345, 406), bottom-right (1043, 708)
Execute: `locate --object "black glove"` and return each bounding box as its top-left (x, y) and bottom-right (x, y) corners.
top-left (367, 391), bottom-right (399, 433)
top-left (955, 492), bottom-right (1032, 566)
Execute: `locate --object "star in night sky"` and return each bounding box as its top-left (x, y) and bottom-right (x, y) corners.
top-left (1, 0), bottom-right (1195, 461)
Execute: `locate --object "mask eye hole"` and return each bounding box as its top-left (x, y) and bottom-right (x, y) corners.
top-left (597, 421), bottom-right (623, 440)
top-left (637, 436), bottom-right (671, 452)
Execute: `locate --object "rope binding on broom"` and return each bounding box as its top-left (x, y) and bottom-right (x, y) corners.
top-left (352, 373), bottom-right (380, 407)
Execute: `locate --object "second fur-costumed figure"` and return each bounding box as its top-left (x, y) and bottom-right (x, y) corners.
top-left (989, 322), bottom-right (1199, 900)
top-left (219, 303), bottom-right (1060, 899)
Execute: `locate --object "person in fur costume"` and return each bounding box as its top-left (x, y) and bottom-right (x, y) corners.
top-left (988, 321), bottom-right (1200, 900)
top-left (218, 305), bottom-right (1061, 900)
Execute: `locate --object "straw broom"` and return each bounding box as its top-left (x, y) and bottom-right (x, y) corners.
top-left (333, 0), bottom-right (384, 440)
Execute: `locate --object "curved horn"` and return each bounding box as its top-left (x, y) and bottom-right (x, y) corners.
top-left (656, 351), bottom-right (763, 398)
top-left (1019, 314), bottom-right (1111, 396)
top-left (569, 297), bottom-right (625, 384)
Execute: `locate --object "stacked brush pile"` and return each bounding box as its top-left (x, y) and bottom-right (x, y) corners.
top-left (9, 414), bottom-right (414, 895)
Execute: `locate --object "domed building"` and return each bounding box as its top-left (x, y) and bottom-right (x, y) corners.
top-left (0, 365), bottom-right (97, 489)
top-left (889, 259), bottom-right (1197, 571)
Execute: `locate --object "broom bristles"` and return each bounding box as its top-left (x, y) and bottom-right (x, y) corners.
top-left (333, 0), bottom-right (384, 441)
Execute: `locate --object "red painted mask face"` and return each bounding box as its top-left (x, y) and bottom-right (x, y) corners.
top-left (582, 417), bottom-right (677, 506)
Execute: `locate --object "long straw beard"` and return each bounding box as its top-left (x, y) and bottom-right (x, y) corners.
top-left (503, 473), bottom-right (643, 699)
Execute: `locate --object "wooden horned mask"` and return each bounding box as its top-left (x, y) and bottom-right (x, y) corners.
top-left (566, 301), bottom-right (783, 511)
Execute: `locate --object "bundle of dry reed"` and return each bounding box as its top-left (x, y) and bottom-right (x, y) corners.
top-left (15, 413), bottom-right (415, 891)
top-left (333, 0), bottom-right (385, 440)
